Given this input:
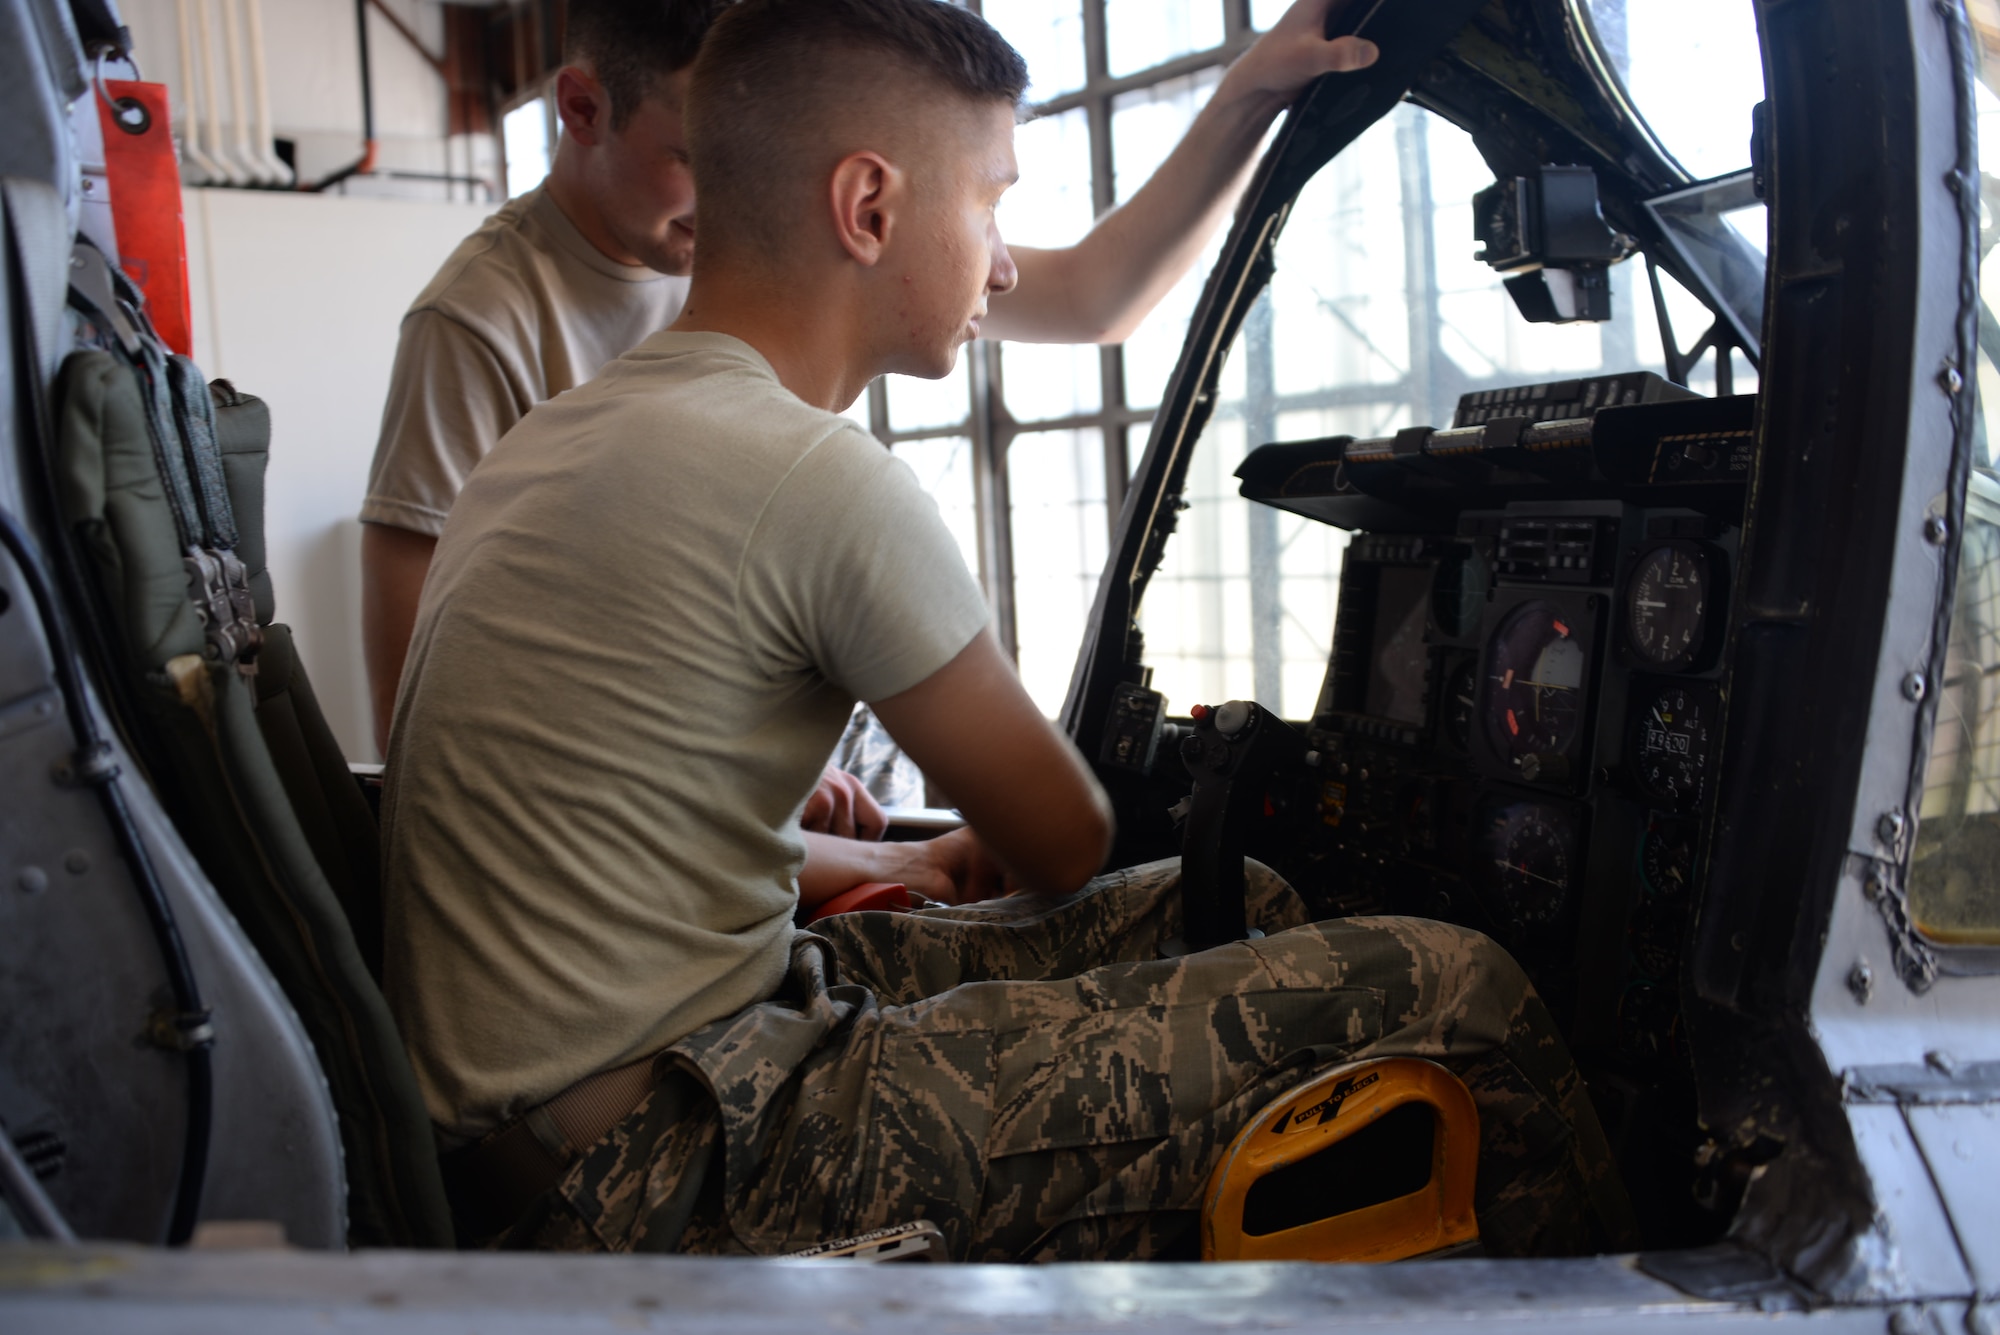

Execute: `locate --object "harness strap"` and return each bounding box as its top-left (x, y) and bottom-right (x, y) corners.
top-left (66, 242), bottom-right (261, 675)
top-left (67, 243), bottom-right (200, 550)
top-left (163, 350), bottom-right (238, 551)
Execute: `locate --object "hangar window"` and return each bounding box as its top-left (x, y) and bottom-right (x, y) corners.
top-left (852, 1), bottom-right (1765, 717)
top-left (500, 94), bottom-right (553, 199)
top-left (1907, 68), bottom-right (2000, 946)
top-left (1579, 0), bottom-right (1766, 183)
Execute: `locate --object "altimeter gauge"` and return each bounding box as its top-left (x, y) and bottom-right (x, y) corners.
top-left (1623, 541), bottom-right (1719, 672)
top-left (1631, 684), bottom-right (1716, 809)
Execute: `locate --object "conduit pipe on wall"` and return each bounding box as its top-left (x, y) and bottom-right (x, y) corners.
top-left (173, 0), bottom-right (223, 184)
top-left (243, 0), bottom-right (292, 185)
top-left (192, 0), bottom-right (247, 184)
top-left (302, 0), bottom-right (377, 190)
top-left (216, 0), bottom-right (274, 184)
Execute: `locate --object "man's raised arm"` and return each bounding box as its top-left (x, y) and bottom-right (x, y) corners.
top-left (982, 0), bottom-right (1378, 345)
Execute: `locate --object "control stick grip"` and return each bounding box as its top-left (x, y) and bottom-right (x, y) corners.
top-left (1176, 700), bottom-right (1308, 953)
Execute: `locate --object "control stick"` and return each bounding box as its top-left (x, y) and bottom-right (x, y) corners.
top-left (1175, 699), bottom-right (1313, 953)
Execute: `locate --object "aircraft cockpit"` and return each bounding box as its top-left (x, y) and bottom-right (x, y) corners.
top-left (5, 0), bottom-right (2000, 1326)
top-left (1054, 0), bottom-right (1999, 1270)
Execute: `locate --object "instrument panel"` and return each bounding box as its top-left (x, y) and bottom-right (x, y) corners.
top-left (1161, 374), bottom-right (1761, 1236)
top-left (1301, 500), bottom-right (1736, 1030)
top-left (1087, 375), bottom-right (1757, 1236)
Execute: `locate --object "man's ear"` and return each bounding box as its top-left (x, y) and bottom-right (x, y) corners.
top-left (829, 151), bottom-right (902, 266)
top-left (552, 66), bottom-right (612, 147)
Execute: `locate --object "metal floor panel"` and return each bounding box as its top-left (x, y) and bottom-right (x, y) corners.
top-left (0, 1243), bottom-right (1911, 1334)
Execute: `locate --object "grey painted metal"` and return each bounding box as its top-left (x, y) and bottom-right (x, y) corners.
top-left (0, 512), bottom-right (347, 1249)
top-left (0, 0), bottom-right (344, 1250)
top-left (1904, 1104), bottom-right (2000, 1294)
top-left (0, 0), bottom-right (82, 234)
top-left (1791, 0), bottom-right (2000, 1306)
top-left (0, 592), bottom-right (182, 1244)
top-left (0, 1242), bottom-right (1924, 1334)
top-left (119, 763), bottom-right (349, 1248)
top-left (0, 1121), bottom-right (74, 1243)
top-left (1839, 1105), bottom-right (1976, 1300)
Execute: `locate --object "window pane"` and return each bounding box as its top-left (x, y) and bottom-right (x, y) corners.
top-left (981, 0), bottom-right (1087, 100)
top-left (1250, 0), bottom-right (1291, 28)
top-left (1111, 68), bottom-right (1221, 206)
top-left (1009, 428), bottom-right (1107, 714)
top-left (503, 98), bottom-right (549, 198)
top-left (1002, 341), bottom-right (1101, 422)
top-left (1112, 67), bottom-right (1223, 410)
top-left (1141, 298), bottom-right (1353, 722)
top-left (1000, 106), bottom-right (1096, 250)
top-left (891, 436), bottom-right (982, 581)
top-left (1581, 0), bottom-right (1764, 182)
top-left (1105, 0), bottom-right (1225, 78)
top-left (1137, 104), bottom-right (1691, 719)
top-left (886, 360), bottom-right (970, 432)
top-left (1269, 111), bottom-right (1410, 405)
top-left (1910, 478), bottom-right (2000, 945)
top-left (840, 384), bottom-right (874, 430)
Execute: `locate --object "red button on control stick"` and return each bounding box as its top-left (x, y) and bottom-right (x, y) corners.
top-left (1191, 704), bottom-right (1211, 721)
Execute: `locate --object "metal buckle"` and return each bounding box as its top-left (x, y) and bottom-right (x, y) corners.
top-left (183, 546), bottom-right (263, 677)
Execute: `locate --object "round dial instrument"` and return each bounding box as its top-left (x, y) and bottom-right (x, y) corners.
top-left (1482, 601), bottom-right (1588, 768)
top-left (1485, 802), bottom-right (1577, 929)
top-left (1633, 685), bottom-right (1714, 808)
top-left (1624, 542), bottom-right (1712, 671)
top-left (1640, 819), bottom-right (1697, 900)
top-left (1616, 981), bottom-right (1679, 1063)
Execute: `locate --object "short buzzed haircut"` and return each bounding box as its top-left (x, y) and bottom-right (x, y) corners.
top-left (564, 0), bottom-right (736, 128)
top-left (686, 0), bottom-right (1028, 260)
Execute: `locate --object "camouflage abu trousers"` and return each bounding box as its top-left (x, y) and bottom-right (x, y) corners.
top-left (503, 859), bottom-right (1636, 1261)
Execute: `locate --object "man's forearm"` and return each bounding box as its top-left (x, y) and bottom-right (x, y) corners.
top-left (985, 0), bottom-right (1377, 345)
top-left (360, 523), bottom-right (438, 758)
top-left (799, 831), bottom-right (966, 908)
top-left (988, 83), bottom-right (1283, 345)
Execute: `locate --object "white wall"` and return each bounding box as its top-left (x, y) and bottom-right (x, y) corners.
top-left (183, 186), bottom-right (495, 760)
top-left (119, 0), bottom-right (495, 192)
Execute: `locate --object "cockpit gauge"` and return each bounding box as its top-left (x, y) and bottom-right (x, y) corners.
top-left (1640, 819), bottom-right (1697, 900)
top-left (1632, 816), bottom-right (1698, 981)
top-left (1430, 544), bottom-right (1490, 640)
top-left (1478, 800), bottom-right (1579, 931)
top-left (1631, 684), bottom-right (1717, 810)
top-left (1616, 981), bottom-right (1681, 1064)
top-left (1623, 542), bottom-right (1717, 671)
top-left (1441, 659), bottom-right (1477, 754)
top-left (1482, 600), bottom-right (1590, 774)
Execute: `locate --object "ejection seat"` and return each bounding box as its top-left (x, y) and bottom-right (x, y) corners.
top-left (37, 241), bottom-right (451, 1249)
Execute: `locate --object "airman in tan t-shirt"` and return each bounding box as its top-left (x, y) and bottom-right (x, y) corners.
top-left (360, 185), bottom-right (686, 539)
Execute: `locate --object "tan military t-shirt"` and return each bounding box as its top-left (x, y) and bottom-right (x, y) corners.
top-left (381, 332), bottom-right (992, 1138)
top-left (360, 185), bottom-right (688, 536)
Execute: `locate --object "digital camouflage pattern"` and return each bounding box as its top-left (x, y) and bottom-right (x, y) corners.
top-left (830, 703), bottom-right (924, 808)
top-left (501, 860), bottom-right (1636, 1260)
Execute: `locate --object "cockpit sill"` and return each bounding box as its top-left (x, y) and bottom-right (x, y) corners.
top-left (0, 1239), bottom-right (1942, 1331)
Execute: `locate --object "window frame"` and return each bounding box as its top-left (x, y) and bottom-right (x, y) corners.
top-left (876, 1), bottom-right (1730, 707)
top-left (852, 2), bottom-right (1262, 660)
